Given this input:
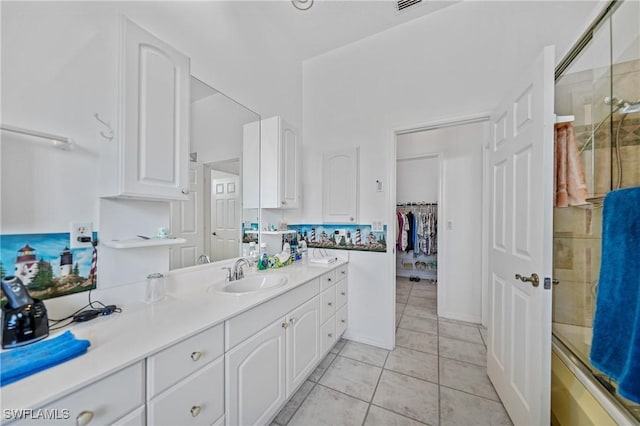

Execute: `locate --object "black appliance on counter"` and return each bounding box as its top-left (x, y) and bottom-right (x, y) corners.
top-left (1, 276), bottom-right (49, 349)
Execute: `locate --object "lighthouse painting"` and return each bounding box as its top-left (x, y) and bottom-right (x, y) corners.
top-left (1, 232), bottom-right (96, 302)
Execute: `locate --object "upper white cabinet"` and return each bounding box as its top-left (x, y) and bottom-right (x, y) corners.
top-left (101, 17), bottom-right (190, 201)
top-left (322, 147), bottom-right (359, 223)
top-left (243, 116), bottom-right (300, 209)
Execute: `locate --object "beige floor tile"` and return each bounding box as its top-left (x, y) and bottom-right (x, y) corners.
top-left (339, 341), bottom-right (389, 367)
top-left (399, 315), bottom-right (438, 335)
top-left (273, 380), bottom-right (315, 425)
top-left (440, 387), bottom-right (512, 426)
top-left (373, 370), bottom-right (439, 425)
top-left (439, 336), bottom-right (486, 367)
top-left (410, 287), bottom-right (437, 299)
top-left (439, 357), bottom-right (499, 401)
top-left (407, 295), bottom-right (438, 309)
top-left (397, 290), bottom-right (410, 304)
top-left (308, 353), bottom-right (336, 382)
top-left (438, 321), bottom-right (483, 344)
top-left (330, 338), bottom-right (348, 355)
top-left (385, 346), bottom-right (438, 383)
top-left (479, 328), bottom-right (488, 348)
top-left (365, 405), bottom-right (427, 426)
top-left (319, 355), bottom-right (382, 401)
top-left (288, 384), bottom-right (369, 426)
top-left (396, 328), bottom-right (439, 355)
top-left (397, 302), bottom-right (407, 315)
top-left (403, 304), bottom-right (438, 320)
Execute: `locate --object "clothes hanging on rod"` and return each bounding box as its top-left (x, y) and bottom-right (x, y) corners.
top-left (396, 203), bottom-right (437, 256)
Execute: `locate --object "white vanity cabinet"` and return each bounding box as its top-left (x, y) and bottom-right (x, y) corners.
top-left (319, 265), bottom-right (348, 355)
top-left (101, 17), bottom-right (190, 201)
top-left (146, 324), bottom-right (225, 426)
top-left (322, 147), bottom-right (359, 223)
top-left (243, 116), bottom-right (300, 209)
top-left (286, 296), bottom-right (321, 394)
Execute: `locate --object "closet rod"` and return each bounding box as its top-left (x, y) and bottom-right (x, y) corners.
top-left (1, 124), bottom-right (73, 150)
top-left (396, 202), bottom-right (437, 207)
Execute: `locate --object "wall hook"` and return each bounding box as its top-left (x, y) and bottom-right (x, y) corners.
top-left (94, 113), bottom-right (114, 141)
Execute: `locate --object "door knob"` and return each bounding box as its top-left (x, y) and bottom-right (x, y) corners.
top-left (515, 273), bottom-right (539, 287)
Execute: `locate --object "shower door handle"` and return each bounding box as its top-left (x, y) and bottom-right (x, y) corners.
top-left (515, 273), bottom-right (539, 287)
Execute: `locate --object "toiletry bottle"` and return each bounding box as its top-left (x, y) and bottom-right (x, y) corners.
top-left (258, 243), bottom-right (268, 270)
top-left (248, 241), bottom-right (258, 271)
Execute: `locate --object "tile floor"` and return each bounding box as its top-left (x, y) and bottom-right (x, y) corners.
top-left (272, 276), bottom-right (513, 426)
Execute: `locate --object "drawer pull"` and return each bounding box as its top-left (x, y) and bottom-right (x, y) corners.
top-left (282, 322), bottom-right (289, 329)
top-left (328, 302), bottom-right (333, 306)
top-left (341, 292), bottom-right (346, 296)
top-left (341, 319), bottom-right (346, 323)
top-left (327, 278), bottom-right (332, 282)
top-left (328, 333), bottom-right (333, 338)
top-left (190, 351), bottom-right (202, 362)
top-left (341, 271), bottom-right (346, 275)
top-left (76, 410), bottom-right (94, 426)
top-left (289, 318), bottom-right (296, 324)
top-left (190, 406), bottom-right (202, 417)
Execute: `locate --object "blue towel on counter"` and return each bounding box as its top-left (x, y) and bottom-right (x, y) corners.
top-left (590, 186), bottom-right (640, 403)
top-left (1, 331), bottom-right (90, 386)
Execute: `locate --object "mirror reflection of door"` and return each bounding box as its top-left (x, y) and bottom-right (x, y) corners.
top-left (169, 161), bottom-right (205, 269)
top-left (210, 169), bottom-right (240, 261)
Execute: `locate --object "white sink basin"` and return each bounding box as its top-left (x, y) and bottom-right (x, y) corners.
top-left (211, 274), bottom-right (288, 295)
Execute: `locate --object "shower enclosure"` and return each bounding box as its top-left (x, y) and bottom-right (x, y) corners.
top-left (553, 0), bottom-right (640, 420)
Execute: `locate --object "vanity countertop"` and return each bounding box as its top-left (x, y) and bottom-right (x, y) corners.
top-left (1, 259), bottom-right (347, 411)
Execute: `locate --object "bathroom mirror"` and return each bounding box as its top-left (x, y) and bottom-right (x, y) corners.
top-left (168, 76), bottom-right (260, 269)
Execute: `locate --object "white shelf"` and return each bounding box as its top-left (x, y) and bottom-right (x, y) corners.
top-left (101, 237), bottom-right (187, 249)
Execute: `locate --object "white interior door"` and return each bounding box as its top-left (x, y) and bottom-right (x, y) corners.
top-left (487, 46), bottom-right (554, 425)
top-left (210, 174), bottom-right (240, 261)
top-left (170, 162), bottom-right (204, 269)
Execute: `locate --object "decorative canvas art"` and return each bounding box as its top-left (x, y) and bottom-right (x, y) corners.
top-left (287, 224), bottom-right (387, 253)
top-left (0, 233), bottom-right (97, 301)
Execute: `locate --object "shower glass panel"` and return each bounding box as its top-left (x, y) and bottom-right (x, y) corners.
top-left (553, 0), bottom-right (640, 419)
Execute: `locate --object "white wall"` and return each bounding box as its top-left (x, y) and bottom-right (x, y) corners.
top-left (398, 123), bottom-right (487, 323)
top-left (299, 1), bottom-right (602, 347)
top-left (396, 156), bottom-right (439, 204)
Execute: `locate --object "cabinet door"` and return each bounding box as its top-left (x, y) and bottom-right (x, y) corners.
top-left (322, 147), bottom-right (359, 223)
top-left (280, 119), bottom-right (299, 209)
top-left (226, 318), bottom-right (287, 426)
top-left (121, 17), bottom-right (190, 200)
top-left (286, 297), bottom-right (320, 395)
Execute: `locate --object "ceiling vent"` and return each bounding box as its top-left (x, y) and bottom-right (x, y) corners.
top-left (396, 0), bottom-right (422, 13)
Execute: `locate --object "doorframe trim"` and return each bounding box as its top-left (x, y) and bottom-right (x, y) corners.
top-left (387, 112), bottom-right (491, 345)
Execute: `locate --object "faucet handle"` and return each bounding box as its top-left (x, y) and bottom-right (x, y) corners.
top-left (221, 267), bottom-right (232, 282)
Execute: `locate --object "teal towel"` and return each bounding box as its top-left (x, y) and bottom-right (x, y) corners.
top-left (1, 331), bottom-right (90, 386)
top-left (590, 186), bottom-right (640, 403)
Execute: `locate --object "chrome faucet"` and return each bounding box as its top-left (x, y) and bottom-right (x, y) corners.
top-left (198, 254), bottom-right (211, 264)
top-left (233, 258), bottom-right (251, 281)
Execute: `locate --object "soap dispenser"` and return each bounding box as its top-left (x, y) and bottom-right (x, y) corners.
top-left (258, 243), bottom-right (268, 270)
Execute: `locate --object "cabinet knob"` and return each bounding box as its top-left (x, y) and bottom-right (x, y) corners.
top-left (76, 411), bottom-right (94, 426)
top-left (282, 322), bottom-right (289, 329)
top-left (328, 333), bottom-right (333, 338)
top-left (341, 292), bottom-right (346, 296)
top-left (190, 351), bottom-right (202, 362)
top-left (289, 318), bottom-right (296, 324)
top-left (327, 278), bottom-right (332, 282)
top-left (350, 217), bottom-right (354, 222)
top-left (328, 302), bottom-right (333, 306)
top-left (181, 189), bottom-right (190, 195)
top-left (190, 406), bottom-right (202, 417)
top-left (341, 319), bottom-right (346, 323)
top-left (281, 200), bottom-right (286, 205)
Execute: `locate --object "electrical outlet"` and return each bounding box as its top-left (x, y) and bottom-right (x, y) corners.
top-left (372, 221), bottom-right (384, 232)
top-left (70, 222), bottom-right (93, 249)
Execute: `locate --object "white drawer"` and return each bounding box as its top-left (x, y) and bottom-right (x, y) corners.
top-left (336, 305), bottom-right (348, 336)
top-left (147, 324), bottom-right (224, 398)
top-left (336, 264), bottom-right (348, 281)
top-left (27, 362), bottom-right (145, 426)
top-left (320, 317), bottom-right (337, 355)
top-left (336, 279), bottom-right (347, 309)
top-left (148, 356), bottom-right (224, 426)
top-left (226, 278), bottom-right (319, 351)
top-left (320, 286), bottom-right (336, 324)
top-left (113, 406), bottom-right (145, 426)
top-left (320, 270), bottom-right (337, 291)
